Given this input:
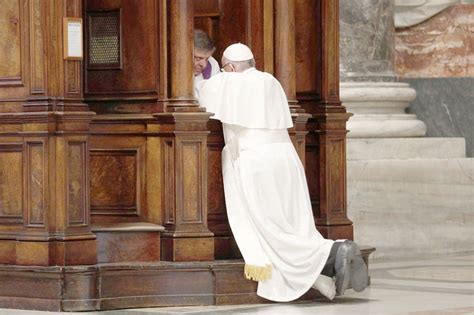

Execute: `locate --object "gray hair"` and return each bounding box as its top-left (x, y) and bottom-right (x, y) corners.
top-left (221, 57), bottom-right (256, 72)
top-left (194, 29), bottom-right (215, 52)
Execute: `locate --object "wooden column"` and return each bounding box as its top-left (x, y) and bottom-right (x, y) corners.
top-left (274, 0), bottom-right (310, 163)
top-left (0, 0), bottom-right (97, 266)
top-left (157, 0), bottom-right (214, 261)
top-left (274, 0), bottom-right (297, 107)
top-left (313, 0), bottom-right (353, 240)
top-left (167, 0), bottom-right (199, 110)
top-left (25, 0), bottom-right (95, 266)
top-left (294, 0), bottom-right (353, 240)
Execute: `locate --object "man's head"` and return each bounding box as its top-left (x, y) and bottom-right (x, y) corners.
top-left (194, 30), bottom-right (216, 76)
top-left (221, 43), bottom-right (255, 73)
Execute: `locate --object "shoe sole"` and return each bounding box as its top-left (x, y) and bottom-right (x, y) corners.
top-left (334, 241), bottom-right (356, 295)
top-left (350, 247), bottom-right (368, 292)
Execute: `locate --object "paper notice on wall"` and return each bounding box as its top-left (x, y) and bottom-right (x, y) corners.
top-left (64, 18), bottom-right (83, 59)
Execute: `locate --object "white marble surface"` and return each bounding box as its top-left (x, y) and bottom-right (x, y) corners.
top-left (347, 138), bottom-right (466, 160)
top-left (347, 117), bottom-right (427, 138)
top-left (348, 158), bottom-right (474, 260)
top-left (341, 82), bottom-right (416, 104)
top-left (341, 82), bottom-right (427, 138)
top-left (1, 255), bottom-right (472, 314)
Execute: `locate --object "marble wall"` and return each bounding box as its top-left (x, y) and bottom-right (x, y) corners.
top-left (395, 4), bottom-right (474, 156)
top-left (395, 4), bottom-right (474, 77)
top-left (340, 0), bottom-right (396, 81)
top-left (404, 77), bottom-right (474, 157)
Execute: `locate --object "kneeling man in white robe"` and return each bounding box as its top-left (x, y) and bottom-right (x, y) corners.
top-left (196, 43), bottom-right (368, 302)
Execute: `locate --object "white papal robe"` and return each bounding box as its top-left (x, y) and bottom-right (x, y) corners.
top-left (197, 68), bottom-right (334, 302)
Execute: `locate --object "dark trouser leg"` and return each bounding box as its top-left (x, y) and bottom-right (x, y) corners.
top-left (321, 241), bottom-right (342, 277)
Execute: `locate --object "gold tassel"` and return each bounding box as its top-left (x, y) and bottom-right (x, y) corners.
top-left (244, 263), bottom-right (272, 281)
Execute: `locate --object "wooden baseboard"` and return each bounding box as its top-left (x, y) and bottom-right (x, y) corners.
top-left (0, 247), bottom-right (376, 312)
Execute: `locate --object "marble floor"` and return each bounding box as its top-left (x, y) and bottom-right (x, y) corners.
top-left (1, 254), bottom-right (473, 315)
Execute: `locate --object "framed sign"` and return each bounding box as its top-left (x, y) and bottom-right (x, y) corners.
top-left (63, 17), bottom-right (83, 60)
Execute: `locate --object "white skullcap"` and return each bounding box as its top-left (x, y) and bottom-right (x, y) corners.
top-left (223, 43), bottom-right (254, 61)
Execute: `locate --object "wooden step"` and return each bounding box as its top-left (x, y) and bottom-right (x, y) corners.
top-left (92, 222), bottom-right (165, 263)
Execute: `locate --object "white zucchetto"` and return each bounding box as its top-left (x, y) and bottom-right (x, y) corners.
top-left (223, 43), bottom-right (254, 61)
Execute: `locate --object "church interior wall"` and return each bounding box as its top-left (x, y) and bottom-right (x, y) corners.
top-left (395, 4), bottom-right (474, 156)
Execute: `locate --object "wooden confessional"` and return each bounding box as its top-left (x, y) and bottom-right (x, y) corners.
top-left (0, 0), bottom-right (367, 311)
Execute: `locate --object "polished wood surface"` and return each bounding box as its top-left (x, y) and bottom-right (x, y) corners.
top-left (85, 0), bottom-right (161, 113)
top-left (0, 246), bottom-right (375, 311)
top-left (0, 0), bottom-right (362, 311)
top-left (0, 259), bottom-right (325, 311)
top-left (0, 0), bottom-right (97, 270)
top-left (296, 0), bottom-right (354, 239)
top-left (275, 0), bottom-right (297, 103)
top-left (169, 0), bottom-right (195, 103)
top-left (93, 222), bottom-right (164, 263)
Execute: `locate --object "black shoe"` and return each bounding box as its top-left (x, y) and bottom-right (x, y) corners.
top-left (334, 240), bottom-right (368, 295)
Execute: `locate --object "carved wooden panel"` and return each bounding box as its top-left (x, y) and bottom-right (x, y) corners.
top-left (90, 149), bottom-right (139, 216)
top-left (67, 141), bottom-right (87, 226)
top-left (25, 141), bottom-right (45, 226)
top-left (329, 138), bottom-right (344, 213)
top-left (305, 138), bottom-right (320, 219)
top-left (163, 139), bottom-right (175, 226)
top-left (0, 143), bottom-right (23, 224)
top-left (29, 0), bottom-right (46, 94)
top-left (0, 0), bottom-right (23, 87)
top-left (207, 144), bottom-right (227, 235)
top-left (65, 61), bottom-right (81, 96)
top-left (180, 141), bottom-right (202, 223)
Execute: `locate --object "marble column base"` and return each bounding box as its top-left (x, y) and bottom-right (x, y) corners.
top-left (341, 82), bottom-right (427, 138)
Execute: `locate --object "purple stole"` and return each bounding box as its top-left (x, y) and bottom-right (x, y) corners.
top-left (202, 60), bottom-right (212, 79)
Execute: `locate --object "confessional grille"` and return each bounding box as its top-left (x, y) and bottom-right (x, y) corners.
top-left (88, 11), bottom-right (121, 68)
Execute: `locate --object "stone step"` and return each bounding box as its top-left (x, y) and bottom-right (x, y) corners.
top-left (347, 137), bottom-right (466, 160)
top-left (347, 158), bottom-right (474, 260)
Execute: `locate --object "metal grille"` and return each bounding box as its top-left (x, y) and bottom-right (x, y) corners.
top-left (88, 11), bottom-right (120, 68)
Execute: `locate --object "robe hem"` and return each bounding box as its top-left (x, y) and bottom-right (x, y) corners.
top-left (255, 240), bottom-right (335, 302)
